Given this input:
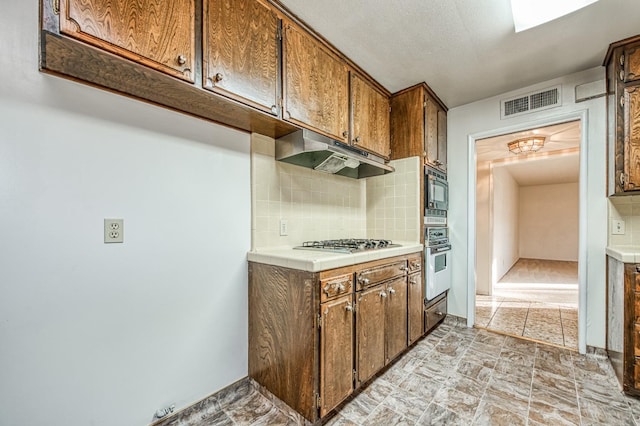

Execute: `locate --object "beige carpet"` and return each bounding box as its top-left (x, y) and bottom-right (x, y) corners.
top-left (476, 258), bottom-right (579, 349)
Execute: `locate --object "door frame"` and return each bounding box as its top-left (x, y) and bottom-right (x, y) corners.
top-left (466, 110), bottom-right (588, 354)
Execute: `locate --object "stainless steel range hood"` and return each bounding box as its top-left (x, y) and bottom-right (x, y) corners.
top-left (275, 129), bottom-right (394, 179)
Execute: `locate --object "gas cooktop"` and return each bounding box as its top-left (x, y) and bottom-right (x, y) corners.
top-left (294, 239), bottom-right (400, 254)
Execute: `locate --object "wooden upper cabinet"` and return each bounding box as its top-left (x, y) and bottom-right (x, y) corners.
top-left (426, 95), bottom-right (447, 172)
top-left (624, 85), bottom-right (640, 190)
top-left (283, 23), bottom-right (349, 142)
top-left (351, 73), bottom-right (390, 159)
top-left (203, 0), bottom-right (279, 114)
top-left (390, 86), bottom-right (425, 160)
top-left (390, 83), bottom-right (447, 171)
top-left (59, 0), bottom-right (195, 82)
top-left (319, 294), bottom-right (354, 418)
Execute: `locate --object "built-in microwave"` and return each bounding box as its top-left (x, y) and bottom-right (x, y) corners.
top-left (425, 165), bottom-right (448, 212)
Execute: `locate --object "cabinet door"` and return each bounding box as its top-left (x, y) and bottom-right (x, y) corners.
top-left (408, 272), bottom-right (423, 345)
top-left (351, 73), bottom-right (390, 159)
top-left (425, 96), bottom-right (438, 167)
top-left (426, 96), bottom-right (447, 171)
top-left (624, 85), bottom-right (640, 190)
top-left (356, 284), bottom-right (386, 386)
top-left (283, 23), bottom-right (349, 142)
top-left (624, 42), bottom-right (640, 83)
top-left (319, 294), bottom-right (354, 418)
top-left (385, 277), bottom-right (408, 363)
top-left (203, 0), bottom-right (279, 114)
top-left (59, 0), bottom-right (195, 82)
top-left (437, 108), bottom-right (447, 172)
top-left (390, 85), bottom-right (424, 160)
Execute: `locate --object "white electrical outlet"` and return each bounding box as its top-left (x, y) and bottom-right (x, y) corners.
top-left (104, 218), bottom-right (124, 243)
top-left (612, 219), bottom-right (626, 235)
top-left (280, 219), bottom-right (288, 236)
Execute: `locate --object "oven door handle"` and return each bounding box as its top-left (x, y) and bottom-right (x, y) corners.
top-left (430, 244), bottom-right (451, 254)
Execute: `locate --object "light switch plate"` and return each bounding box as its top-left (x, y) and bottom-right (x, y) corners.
top-left (612, 219), bottom-right (625, 235)
top-left (104, 218), bottom-right (124, 243)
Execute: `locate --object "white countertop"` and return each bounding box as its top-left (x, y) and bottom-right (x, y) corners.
top-left (606, 245), bottom-right (640, 263)
top-left (248, 241), bottom-right (424, 272)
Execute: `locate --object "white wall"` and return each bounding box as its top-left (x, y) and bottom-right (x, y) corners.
top-left (1, 3), bottom-right (250, 425)
top-left (520, 182), bottom-right (579, 261)
top-left (475, 161), bottom-right (492, 294)
top-left (448, 66), bottom-right (607, 348)
top-left (492, 166), bottom-right (520, 280)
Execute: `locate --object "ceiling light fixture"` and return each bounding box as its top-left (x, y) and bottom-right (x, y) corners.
top-left (507, 137), bottom-right (545, 155)
top-left (510, 0), bottom-right (599, 32)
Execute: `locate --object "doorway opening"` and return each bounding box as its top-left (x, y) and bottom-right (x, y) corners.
top-left (474, 120), bottom-right (580, 349)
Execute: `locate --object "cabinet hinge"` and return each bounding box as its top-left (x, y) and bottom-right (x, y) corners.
top-left (352, 369), bottom-right (357, 381)
top-left (315, 393), bottom-right (321, 410)
top-left (423, 101), bottom-right (427, 108)
top-left (277, 26), bottom-right (282, 41)
top-left (51, 0), bottom-right (60, 14)
top-left (317, 313), bottom-right (322, 329)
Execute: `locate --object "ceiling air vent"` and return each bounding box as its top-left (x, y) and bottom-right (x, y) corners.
top-left (501, 85), bottom-right (561, 119)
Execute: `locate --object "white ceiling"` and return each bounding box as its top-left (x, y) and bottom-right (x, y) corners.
top-left (476, 121), bottom-right (581, 186)
top-left (278, 0), bottom-right (640, 108)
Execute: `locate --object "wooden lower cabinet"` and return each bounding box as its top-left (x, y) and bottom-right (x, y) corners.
top-left (319, 294), bottom-right (354, 418)
top-left (249, 251), bottom-right (437, 422)
top-left (425, 292), bottom-right (447, 334)
top-left (385, 277), bottom-right (408, 363)
top-left (356, 284), bottom-right (386, 386)
top-left (408, 271), bottom-right (423, 344)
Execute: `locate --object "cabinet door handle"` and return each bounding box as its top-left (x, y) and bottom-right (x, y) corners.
top-left (410, 277), bottom-right (418, 285)
top-left (345, 303), bottom-right (353, 312)
top-left (436, 311), bottom-right (443, 316)
top-left (177, 55), bottom-right (187, 65)
top-left (388, 287), bottom-right (396, 295)
top-left (620, 172), bottom-right (626, 186)
top-left (380, 291), bottom-right (387, 298)
top-left (354, 136), bottom-right (361, 143)
top-left (400, 266), bottom-right (409, 272)
top-left (271, 105), bottom-right (277, 114)
top-left (342, 130), bottom-right (349, 138)
top-left (214, 73), bottom-right (224, 82)
top-left (620, 54), bottom-right (625, 66)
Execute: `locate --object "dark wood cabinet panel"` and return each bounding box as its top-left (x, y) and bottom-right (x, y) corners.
top-left (625, 42), bottom-right (640, 82)
top-left (351, 73), bottom-right (390, 159)
top-left (385, 277), bottom-right (408, 363)
top-left (624, 85), bottom-right (640, 190)
top-left (408, 271), bottom-right (423, 345)
top-left (283, 23), bottom-right (349, 142)
top-left (59, 0), bottom-right (195, 82)
top-left (390, 85), bottom-right (424, 160)
top-left (248, 263), bottom-right (318, 421)
top-left (356, 284), bottom-right (386, 386)
top-left (319, 294), bottom-right (354, 417)
top-left (203, 0), bottom-right (279, 114)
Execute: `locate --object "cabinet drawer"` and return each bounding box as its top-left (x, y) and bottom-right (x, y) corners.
top-left (320, 273), bottom-right (354, 302)
top-left (356, 261), bottom-right (407, 290)
top-left (425, 294), bottom-right (447, 333)
top-left (408, 254), bottom-right (422, 273)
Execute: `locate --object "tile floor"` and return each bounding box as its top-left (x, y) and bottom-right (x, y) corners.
top-left (476, 259), bottom-right (579, 349)
top-left (155, 319), bottom-right (640, 426)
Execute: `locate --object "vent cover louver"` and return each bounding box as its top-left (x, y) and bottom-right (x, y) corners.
top-left (501, 86), bottom-right (561, 119)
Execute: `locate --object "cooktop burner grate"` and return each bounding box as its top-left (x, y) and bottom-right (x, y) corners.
top-left (295, 238), bottom-right (399, 253)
